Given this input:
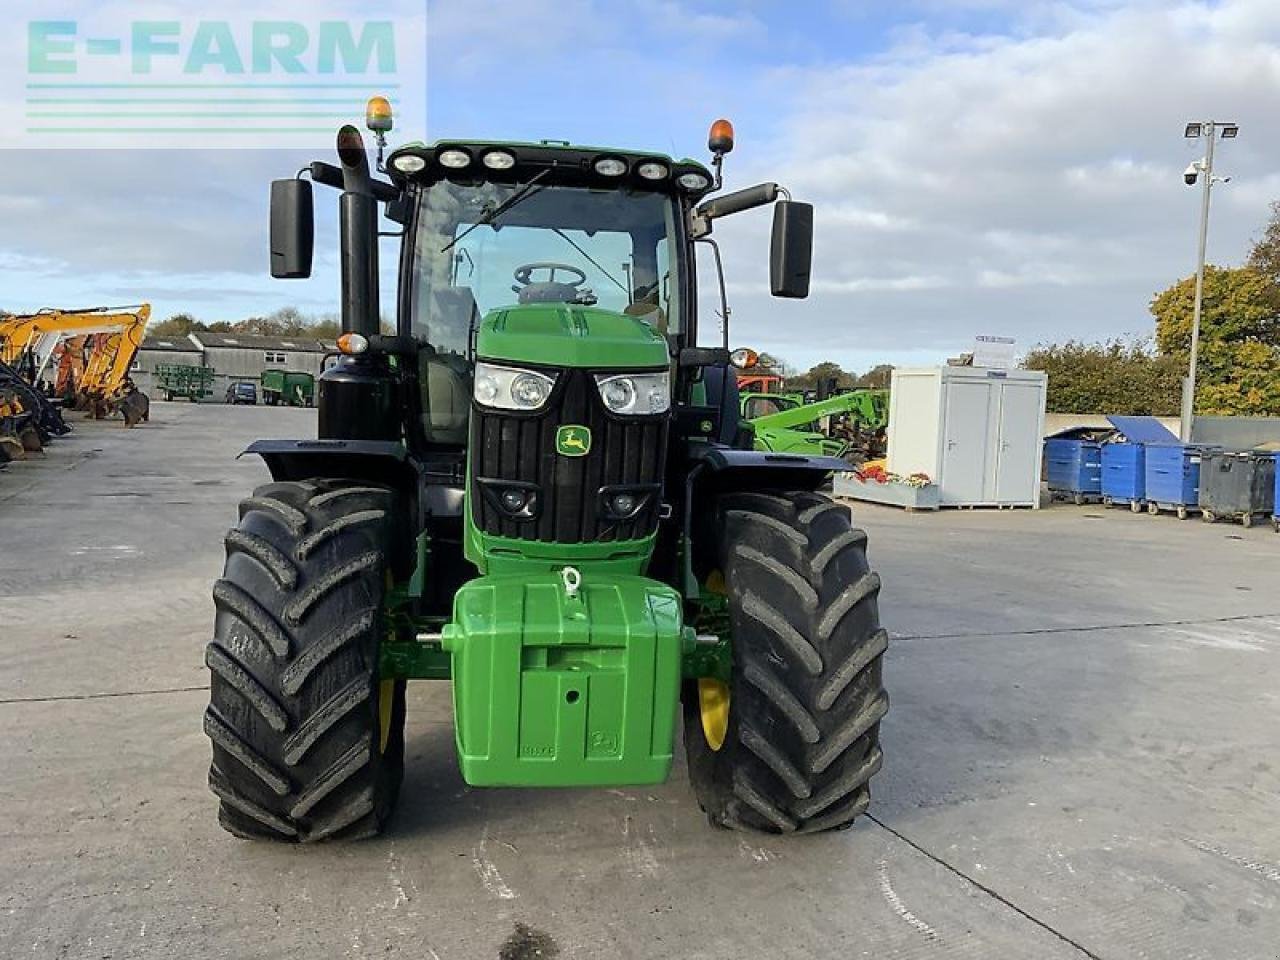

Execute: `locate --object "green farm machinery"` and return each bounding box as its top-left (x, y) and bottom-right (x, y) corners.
top-left (202, 105), bottom-right (888, 842)
top-left (261, 369), bottom-right (315, 407)
top-left (742, 388), bottom-right (889, 462)
top-left (156, 363), bottom-right (214, 402)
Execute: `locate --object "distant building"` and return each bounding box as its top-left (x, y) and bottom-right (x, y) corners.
top-left (133, 331), bottom-right (334, 402)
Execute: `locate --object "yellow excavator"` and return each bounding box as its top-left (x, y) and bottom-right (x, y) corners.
top-left (0, 305), bottom-right (151, 425)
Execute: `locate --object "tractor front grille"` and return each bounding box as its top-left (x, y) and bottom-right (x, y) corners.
top-left (470, 368), bottom-right (668, 543)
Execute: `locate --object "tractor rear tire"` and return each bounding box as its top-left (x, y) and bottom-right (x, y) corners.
top-left (684, 490), bottom-right (888, 834)
top-left (204, 480), bottom-right (407, 842)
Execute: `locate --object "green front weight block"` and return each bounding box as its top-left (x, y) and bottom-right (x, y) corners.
top-left (441, 570), bottom-right (687, 787)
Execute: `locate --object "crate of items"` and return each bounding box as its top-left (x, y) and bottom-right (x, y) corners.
top-left (1144, 443), bottom-right (1210, 519)
top-left (1044, 438), bottom-right (1103, 504)
top-left (834, 465), bottom-right (940, 511)
top-left (1198, 450), bottom-right (1277, 528)
top-left (1101, 442), bottom-right (1146, 511)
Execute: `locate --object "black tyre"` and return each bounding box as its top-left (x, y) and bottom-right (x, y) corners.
top-left (204, 480), bottom-right (407, 842)
top-left (684, 490), bottom-right (888, 834)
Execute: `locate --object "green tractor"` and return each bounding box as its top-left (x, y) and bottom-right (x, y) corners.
top-left (203, 105), bottom-right (888, 842)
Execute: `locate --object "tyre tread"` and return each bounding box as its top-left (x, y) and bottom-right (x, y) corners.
top-left (684, 489), bottom-right (888, 835)
top-left (204, 481), bottom-right (403, 844)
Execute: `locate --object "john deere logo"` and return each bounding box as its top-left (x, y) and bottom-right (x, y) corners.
top-left (556, 425), bottom-right (591, 457)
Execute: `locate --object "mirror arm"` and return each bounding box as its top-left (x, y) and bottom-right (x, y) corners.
top-left (309, 161), bottom-right (344, 190)
top-left (696, 182), bottom-right (781, 221)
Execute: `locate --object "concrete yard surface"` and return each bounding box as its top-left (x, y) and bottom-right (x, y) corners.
top-left (1, 403), bottom-right (1278, 959)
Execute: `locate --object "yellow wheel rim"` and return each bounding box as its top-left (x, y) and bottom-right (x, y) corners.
top-left (377, 679), bottom-right (395, 754)
top-left (379, 570), bottom-right (396, 755)
top-left (698, 678), bottom-right (730, 751)
top-left (697, 569), bottom-right (731, 751)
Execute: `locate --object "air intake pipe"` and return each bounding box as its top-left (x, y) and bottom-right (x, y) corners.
top-left (336, 125), bottom-right (380, 338)
top-left (317, 125), bottom-right (397, 443)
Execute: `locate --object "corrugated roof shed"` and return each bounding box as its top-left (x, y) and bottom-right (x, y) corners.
top-left (191, 332), bottom-right (329, 352)
top-left (140, 335), bottom-right (201, 352)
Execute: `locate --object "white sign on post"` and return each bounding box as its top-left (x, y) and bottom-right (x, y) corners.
top-left (972, 336), bottom-right (1017, 369)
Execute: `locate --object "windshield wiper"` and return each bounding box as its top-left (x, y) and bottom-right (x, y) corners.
top-left (441, 169), bottom-right (551, 254)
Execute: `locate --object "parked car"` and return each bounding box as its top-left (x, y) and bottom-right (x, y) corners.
top-left (225, 382), bottom-right (257, 405)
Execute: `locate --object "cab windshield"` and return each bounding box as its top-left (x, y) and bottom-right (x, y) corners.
top-left (406, 178), bottom-right (683, 444)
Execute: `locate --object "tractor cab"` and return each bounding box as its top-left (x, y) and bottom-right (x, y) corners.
top-left (387, 141), bottom-right (698, 450)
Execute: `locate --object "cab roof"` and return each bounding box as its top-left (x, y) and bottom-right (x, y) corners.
top-left (385, 139), bottom-right (715, 198)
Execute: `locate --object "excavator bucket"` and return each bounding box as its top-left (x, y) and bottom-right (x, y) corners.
top-left (118, 390), bottom-right (150, 427)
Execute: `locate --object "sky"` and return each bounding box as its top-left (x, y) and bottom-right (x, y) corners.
top-left (2, 0), bottom-right (1279, 373)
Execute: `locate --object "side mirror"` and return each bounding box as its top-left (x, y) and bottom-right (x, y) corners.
top-left (269, 179), bottom-right (314, 279)
top-left (770, 200), bottom-right (813, 299)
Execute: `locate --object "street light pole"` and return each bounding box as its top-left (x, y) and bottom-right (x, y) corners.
top-left (1181, 125), bottom-right (1215, 441)
top-left (1179, 120), bottom-right (1237, 441)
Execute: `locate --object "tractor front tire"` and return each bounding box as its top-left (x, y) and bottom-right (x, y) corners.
top-left (685, 491), bottom-right (889, 834)
top-left (204, 480), bottom-right (406, 842)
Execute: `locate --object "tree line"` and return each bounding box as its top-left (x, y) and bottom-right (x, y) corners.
top-left (1025, 202), bottom-right (1280, 417)
top-left (753, 354), bottom-right (894, 392)
top-left (761, 201), bottom-right (1280, 417)
top-left (148, 307), bottom-right (342, 340)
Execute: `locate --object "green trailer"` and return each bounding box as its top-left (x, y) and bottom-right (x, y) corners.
top-left (155, 363), bottom-right (214, 402)
top-left (260, 368), bottom-right (314, 407)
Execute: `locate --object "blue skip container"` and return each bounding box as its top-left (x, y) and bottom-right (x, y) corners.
top-left (1044, 438), bottom-right (1103, 503)
top-left (1101, 442), bottom-right (1145, 510)
top-left (1144, 443), bottom-right (1207, 519)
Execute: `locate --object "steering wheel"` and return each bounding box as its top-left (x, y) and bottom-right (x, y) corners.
top-left (513, 262), bottom-right (587, 289)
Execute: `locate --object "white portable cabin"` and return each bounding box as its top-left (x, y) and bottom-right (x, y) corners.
top-left (886, 367), bottom-right (1048, 508)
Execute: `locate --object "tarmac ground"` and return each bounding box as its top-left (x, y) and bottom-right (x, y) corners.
top-left (2, 403), bottom-right (1278, 959)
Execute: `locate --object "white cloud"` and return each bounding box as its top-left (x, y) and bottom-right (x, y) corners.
top-left (712, 0), bottom-right (1280, 371)
top-left (2, 0), bottom-right (1278, 376)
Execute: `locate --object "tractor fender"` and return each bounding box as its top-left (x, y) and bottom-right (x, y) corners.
top-left (687, 443), bottom-right (848, 493)
top-left (241, 439), bottom-right (465, 520)
top-left (242, 437), bottom-right (413, 485)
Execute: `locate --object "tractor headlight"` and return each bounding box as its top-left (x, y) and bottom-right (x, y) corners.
top-left (636, 161), bottom-right (669, 181)
top-left (473, 362), bottom-right (556, 411)
top-left (677, 171), bottom-right (712, 191)
top-left (437, 148), bottom-right (472, 169)
top-left (594, 156), bottom-right (628, 177)
top-left (594, 371), bottom-right (670, 415)
top-left (391, 154), bottom-right (426, 174)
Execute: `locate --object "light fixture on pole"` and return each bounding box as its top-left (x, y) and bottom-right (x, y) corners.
top-left (1179, 120), bottom-right (1237, 442)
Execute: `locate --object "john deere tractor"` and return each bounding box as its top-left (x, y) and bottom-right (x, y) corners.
top-left (203, 103), bottom-right (888, 842)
